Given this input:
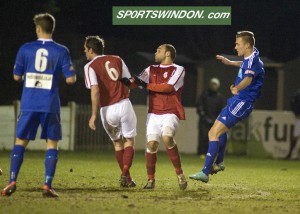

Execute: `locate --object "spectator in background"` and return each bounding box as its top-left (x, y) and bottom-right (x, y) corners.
top-left (196, 78), bottom-right (224, 158)
top-left (285, 89), bottom-right (300, 159)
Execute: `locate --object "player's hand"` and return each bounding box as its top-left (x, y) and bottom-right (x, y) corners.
top-left (133, 75), bottom-right (147, 88)
top-left (230, 84), bottom-right (239, 95)
top-left (89, 115), bottom-right (97, 131)
top-left (119, 77), bottom-right (131, 86)
top-left (216, 55), bottom-right (232, 65)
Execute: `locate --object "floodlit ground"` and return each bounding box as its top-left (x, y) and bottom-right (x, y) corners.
top-left (0, 150), bottom-right (299, 214)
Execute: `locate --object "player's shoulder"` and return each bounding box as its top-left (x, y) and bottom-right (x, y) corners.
top-left (103, 55), bottom-right (123, 62)
top-left (106, 54), bottom-right (121, 59)
top-left (252, 48), bottom-right (263, 64)
top-left (18, 41), bottom-right (38, 51)
top-left (51, 41), bottom-right (70, 53)
top-left (251, 54), bottom-right (264, 70)
top-left (91, 55), bottom-right (123, 65)
top-left (244, 49), bottom-right (262, 69)
top-left (149, 64), bottom-right (159, 69)
top-left (84, 60), bottom-right (93, 71)
top-left (172, 63), bottom-right (185, 70)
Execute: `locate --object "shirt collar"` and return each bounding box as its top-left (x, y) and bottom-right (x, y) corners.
top-left (90, 55), bottom-right (105, 63)
top-left (244, 47), bottom-right (259, 59)
top-left (159, 64), bottom-right (173, 68)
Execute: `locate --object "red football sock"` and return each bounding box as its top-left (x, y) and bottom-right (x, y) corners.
top-left (166, 144), bottom-right (183, 175)
top-left (115, 149), bottom-right (124, 172)
top-left (122, 146), bottom-right (134, 176)
top-left (146, 152), bottom-right (157, 180)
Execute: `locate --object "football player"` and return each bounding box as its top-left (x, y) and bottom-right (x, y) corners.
top-left (122, 44), bottom-right (187, 190)
top-left (84, 36), bottom-right (137, 188)
top-left (2, 13), bottom-right (76, 197)
top-left (189, 31), bottom-right (265, 182)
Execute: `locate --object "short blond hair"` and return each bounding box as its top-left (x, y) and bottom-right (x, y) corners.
top-left (236, 31), bottom-right (255, 47)
top-left (33, 13), bottom-right (55, 34)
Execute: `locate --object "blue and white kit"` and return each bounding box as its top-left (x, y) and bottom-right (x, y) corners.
top-left (218, 48), bottom-right (265, 128)
top-left (14, 39), bottom-right (75, 140)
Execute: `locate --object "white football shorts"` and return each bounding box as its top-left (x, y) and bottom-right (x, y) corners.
top-left (146, 113), bottom-right (180, 142)
top-left (293, 118), bottom-right (300, 138)
top-left (100, 98), bottom-right (137, 141)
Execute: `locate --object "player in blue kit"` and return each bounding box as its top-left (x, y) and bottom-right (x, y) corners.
top-left (1, 13), bottom-right (76, 197)
top-left (189, 31), bottom-right (265, 182)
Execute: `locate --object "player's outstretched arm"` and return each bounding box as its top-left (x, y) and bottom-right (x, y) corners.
top-left (120, 77), bottom-right (131, 86)
top-left (147, 83), bottom-right (174, 93)
top-left (132, 75), bottom-right (174, 93)
top-left (133, 75), bottom-right (147, 88)
top-left (216, 55), bottom-right (242, 67)
top-left (119, 77), bottom-right (139, 89)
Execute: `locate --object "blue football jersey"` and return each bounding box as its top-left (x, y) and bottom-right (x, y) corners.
top-left (234, 47), bottom-right (265, 102)
top-left (13, 39), bottom-right (76, 113)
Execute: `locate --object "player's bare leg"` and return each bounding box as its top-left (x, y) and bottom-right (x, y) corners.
top-left (162, 134), bottom-right (187, 190)
top-left (114, 137), bottom-right (136, 187)
top-left (144, 140), bottom-right (159, 189)
top-left (42, 139), bottom-right (59, 198)
top-left (2, 138), bottom-right (28, 197)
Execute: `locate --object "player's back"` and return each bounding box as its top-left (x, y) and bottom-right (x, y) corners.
top-left (85, 55), bottom-right (130, 107)
top-left (21, 40), bottom-right (70, 74)
top-left (14, 39), bottom-right (74, 113)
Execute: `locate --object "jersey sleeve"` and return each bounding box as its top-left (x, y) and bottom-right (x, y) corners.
top-left (84, 64), bottom-right (98, 89)
top-left (167, 66), bottom-right (185, 91)
top-left (121, 59), bottom-right (131, 78)
top-left (13, 47), bottom-right (25, 76)
top-left (61, 48), bottom-right (76, 78)
top-left (138, 66), bottom-right (150, 83)
top-left (244, 57), bottom-right (259, 78)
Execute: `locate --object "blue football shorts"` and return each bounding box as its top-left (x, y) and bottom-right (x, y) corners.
top-left (217, 97), bottom-right (253, 129)
top-left (16, 111), bottom-right (62, 141)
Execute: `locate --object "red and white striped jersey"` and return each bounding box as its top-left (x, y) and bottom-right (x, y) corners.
top-left (84, 55), bottom-right (131, 107)
top-left (139, 64), bottom-right (185, 120)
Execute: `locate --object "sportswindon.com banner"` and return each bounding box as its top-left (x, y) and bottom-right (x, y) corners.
top-left (112, 6), bottom-right (231, 25)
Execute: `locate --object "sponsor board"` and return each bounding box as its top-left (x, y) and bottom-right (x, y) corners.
top-left (228, 110), bottom-right (300, 159)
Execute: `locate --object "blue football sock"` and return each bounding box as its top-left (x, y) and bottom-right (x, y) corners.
top-left (202, 141), bottom-right (219, 175)
top-left (9, 145), bottom-right (25, 183)
top-left (216, 133), bottom-right (227, 164)
top-left (44, 149), bottom-right (58, 188)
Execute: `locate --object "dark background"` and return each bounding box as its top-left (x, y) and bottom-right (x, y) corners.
top-left (0, 0), bottom-right (299, 108)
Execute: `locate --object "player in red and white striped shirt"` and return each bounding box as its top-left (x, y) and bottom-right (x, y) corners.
top-left (84, 36), bottom-right (137, 188)
top-left (122, 44), bottom-right (187, 190)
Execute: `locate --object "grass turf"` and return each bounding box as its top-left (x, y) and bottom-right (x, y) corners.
top-left (0, 150), bottom-right (299, 214)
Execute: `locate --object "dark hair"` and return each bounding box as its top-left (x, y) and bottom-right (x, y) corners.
top-left (33, 13), bottom-right (55, 34)
top-left (85, 36), bottom-right (105, 55)
top-left (236, 31), bottom-right (255, 47)
top-left (164, 44), bottom-right (176, 60)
